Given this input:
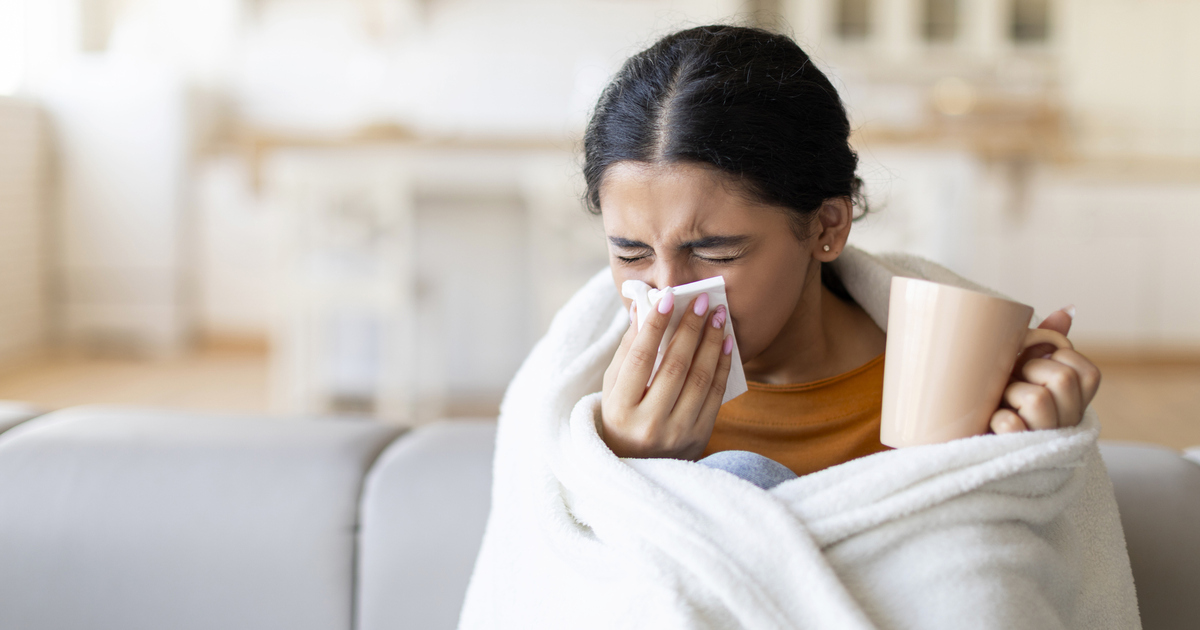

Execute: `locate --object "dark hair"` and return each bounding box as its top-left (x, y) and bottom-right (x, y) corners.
top-left (583, 25), bottom-right (864, 234)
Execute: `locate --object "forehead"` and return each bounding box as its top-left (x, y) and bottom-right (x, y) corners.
top-left (598, 161), bottom-right (784, 240)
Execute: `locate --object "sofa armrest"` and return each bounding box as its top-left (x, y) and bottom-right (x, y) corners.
top-left (357, 419), bottom-right (496, 630)
top-left (1100, 441), bottom-right (1200, 630)
top-left (0, 406), bottom-right (404, 630)
top-left (0, 400), bottom-right (44, 434)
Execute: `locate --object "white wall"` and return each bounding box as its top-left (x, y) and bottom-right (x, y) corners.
top-left (234, 0), bottom-right (750, 137)
top-left (1060, 0), bottom-right (1200, 158)
top-left (0, 97), bottom-right (50, 367)
top-left (43, 56), bottom-right (190, 356)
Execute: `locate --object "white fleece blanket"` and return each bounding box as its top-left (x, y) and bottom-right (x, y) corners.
top-left (459, 247), bottom-right (1140, 630)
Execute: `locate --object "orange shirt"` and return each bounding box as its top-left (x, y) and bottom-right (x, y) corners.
top-left (703, 353), bottom-right (890, 477)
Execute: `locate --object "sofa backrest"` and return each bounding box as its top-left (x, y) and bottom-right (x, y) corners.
top-left (0, 406), bottom-right (403, 630)
top-left (2, 409), bottom-right (1195, 630)
top-left (357, 423), bottom-right (1200, 630)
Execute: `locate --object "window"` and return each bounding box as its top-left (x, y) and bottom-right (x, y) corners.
top-left (1011, 0), bottom-right (1050, 44)
top-left (923, 0), bottom-right (958, 43)
top-left (836, 0), bottom-right (871, 40)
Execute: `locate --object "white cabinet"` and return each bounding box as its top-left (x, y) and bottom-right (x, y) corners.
top-left (263, 145), bottom-right (607, 423)
top-left (265, 149), bottom-right (417, 421)
top-left (850, 147), bottom-right (1200, 351)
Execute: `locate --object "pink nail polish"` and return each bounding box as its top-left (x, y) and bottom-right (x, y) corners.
top-left (722, 336), bottom-right (734, 355)
top-left (657, 290), bottom-right (674, 314)
top-left (693, 292), bottom-right (709, 316)
top-left (711, 305), bottom-right (726, 329)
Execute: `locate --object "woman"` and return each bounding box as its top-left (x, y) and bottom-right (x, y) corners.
top-left (587, 25), bottom-right (1100, 487)
top-left (460, 26), bottom-right (1133, 630)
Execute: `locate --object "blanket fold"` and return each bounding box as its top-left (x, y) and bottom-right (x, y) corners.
top-left (460, 246), bottom-right (1140, 630)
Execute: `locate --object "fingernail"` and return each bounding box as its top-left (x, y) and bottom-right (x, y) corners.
top-left (693, 292), bottom-right (709, 316)
top-left (722, 335), bottom-right (734, 356)
top-left (629, 303), bottom-right (636, 325)
top-left (657, 290), bottom-right (674, 314)
top-left (711, 305), bottom-right (727, 329)
top-left (1060, 304), bottom-right (1076, 320)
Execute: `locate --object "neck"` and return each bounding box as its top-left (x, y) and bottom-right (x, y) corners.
top-left (741, 262), bottom-right (885, 385)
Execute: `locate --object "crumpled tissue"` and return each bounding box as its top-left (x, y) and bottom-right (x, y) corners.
top-left (621, 276), bottom-right (748, 404)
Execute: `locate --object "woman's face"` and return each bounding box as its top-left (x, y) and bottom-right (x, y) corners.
top-left (599, 161), bottom-right (821, 364)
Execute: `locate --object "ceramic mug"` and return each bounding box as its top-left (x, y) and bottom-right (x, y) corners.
top-left (880, 277), bottom-right (1071, 448)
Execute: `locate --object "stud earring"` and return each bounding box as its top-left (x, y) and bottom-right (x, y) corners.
top-left (823, 245), bottom-right (831, 252)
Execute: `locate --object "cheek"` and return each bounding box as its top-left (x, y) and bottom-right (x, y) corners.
top-left (725, 265), bottom-right (807, 356)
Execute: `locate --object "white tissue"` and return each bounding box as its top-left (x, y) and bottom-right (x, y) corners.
top-left (621, 276), bottom-right (748, 404)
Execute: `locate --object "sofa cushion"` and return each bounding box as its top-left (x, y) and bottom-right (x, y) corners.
top-left (356, 419), bottom-right (496, 630)
top-left (1100, 441), bottom-right (1200, 630)
top-left (0, 406), bottom-right (404, 630)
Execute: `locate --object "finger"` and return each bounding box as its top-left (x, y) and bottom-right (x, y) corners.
top-left (604, 306), bottom-right (638, 393)
top-left (691, 333), bottom-right (735, 445)
top-left (611, 290), bottom-right (675, 408)
top-left (990, 408), bottom-right (1029, 434)
top-left (1020, 357), bottom-right (1083, 428)
top-left (1044, 348), bottom-right (1102, 409)
top-left (1002, 380), bottom-right (1059, 431)
top-left (666, 304), bottom-right (726, 426)
top-left (1016, 327), bottom-right (1074, 374)
top-left (1023, 309), bottom-right (1074, 365)
top-left (643, 293), bottom-right (712, 409)
top-left (1037, 309), bottom-right (1073, 336)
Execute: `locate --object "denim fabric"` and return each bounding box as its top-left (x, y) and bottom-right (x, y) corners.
top-left (698, 450), bottom-right (798, 490)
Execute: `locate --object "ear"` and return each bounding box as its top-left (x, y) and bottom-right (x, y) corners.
top-left (812, 197), bottom-right (853, 262)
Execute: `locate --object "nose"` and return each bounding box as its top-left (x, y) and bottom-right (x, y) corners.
top-left (650, 259), bottom-right (700, 290)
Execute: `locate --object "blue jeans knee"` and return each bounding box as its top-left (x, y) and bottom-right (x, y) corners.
top-left (698, 450), bottom-right (798, 490)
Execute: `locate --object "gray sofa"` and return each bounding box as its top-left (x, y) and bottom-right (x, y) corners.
top-left (0, 404), bottom-right (1196, 629)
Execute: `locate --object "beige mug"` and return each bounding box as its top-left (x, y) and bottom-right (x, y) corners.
top-left (880, 277), bottom-right (1071, 448)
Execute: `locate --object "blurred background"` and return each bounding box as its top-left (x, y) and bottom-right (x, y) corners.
top-left (0, 0), bottom-right (1196, 446)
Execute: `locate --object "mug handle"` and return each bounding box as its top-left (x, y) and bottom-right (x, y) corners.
top-left (1019, 328), bottom-right (1073, 357)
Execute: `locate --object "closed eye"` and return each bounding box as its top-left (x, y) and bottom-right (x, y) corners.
top-left (693, 250), bottom-right (744, 263)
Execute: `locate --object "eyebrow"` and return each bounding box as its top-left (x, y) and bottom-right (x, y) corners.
top-left (608, 235), bottom-right (750, 250)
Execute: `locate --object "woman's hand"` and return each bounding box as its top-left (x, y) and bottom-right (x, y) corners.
top-left (990, 308), bottom-right (1102, 434)
top-left (600, 292), bottom-right (734, 460)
